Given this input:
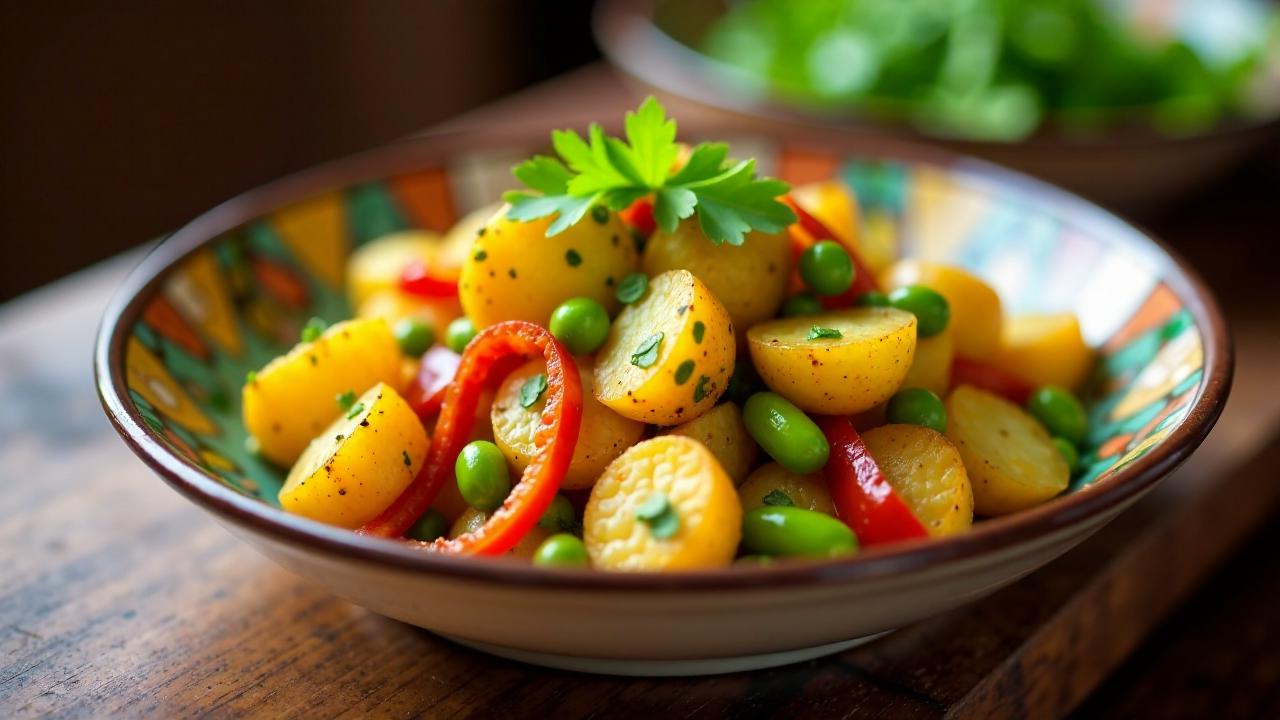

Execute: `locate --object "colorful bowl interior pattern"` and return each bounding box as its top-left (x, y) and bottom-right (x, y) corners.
top-left (123, 138), bottom-right (1204, 508)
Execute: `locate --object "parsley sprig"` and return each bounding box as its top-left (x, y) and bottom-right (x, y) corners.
top-left (503, 97), bottom-right (796, 246)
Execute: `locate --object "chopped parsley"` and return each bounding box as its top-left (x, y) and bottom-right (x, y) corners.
top-left (635, 491), bottom-right (680, 539)
top-left (519, 373), bottom-right (549, 408)
top-left (335, 389), bottom-right (357, 412)
top-left (674, 359), bottom-right (695, 385)
top-left (692, 321), bottom-right (705, 343)
top-left (565, 249), bottom-right (582, 267)
top-left (762, 489), bottom-right (795, 507)
top-left (473, 249), bottom-right (488, 262)
top-left (345, 401), bottom-right (365, 420)
top-left (616, 272), bottom-right (648, 304)
top-left (693, 375), bottom-right (712, 402)
top-left (300, 316), bottom-right (328, 343)
top-left (245, 370), bottom-right (257, 384)
top-left (807, 326), bottom-right (843, 340)
top-left (630, 332), bottom-right (663, 368)
top-left (590, 205), bottom-right (609, 224)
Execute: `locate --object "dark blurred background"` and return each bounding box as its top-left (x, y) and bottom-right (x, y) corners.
top-left (0, 1), bottom-right (598, 301)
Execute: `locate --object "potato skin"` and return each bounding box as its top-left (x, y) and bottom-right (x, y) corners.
top-left (881, 260), bottom-right (1003, 360)
top-left (747, 307), bottom-right (917, 415)
top-left (279, 383), bottom-right (428, 528)
top-left (902, 328), bottom-right (954, 396)
top-left (661, 402), bottom-right (758, 484)
top-left (458, 209), bottom-right (637, 328)
top-left (642, 221), bottom-right (791, 334)
top-left (584, 436), bottom-right (741, 571)
top-left (244, 318), bottom-right (403, 466)
top-left (594, 269), bottom-right (735, 425)
top-left (945, 385), bottom-right (1069, 516)
top-left (492, 358), bottom-right (645, 490)
top-left (737, 462), bottom-right (834, 515)
top-left (990, 312), bottom-right (1094, 391)
top-left (861, 424), bottom-right (972, 537)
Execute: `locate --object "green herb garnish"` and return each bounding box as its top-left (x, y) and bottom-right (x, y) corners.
top-left (635, 491), bottom-right (680, 539)
top-left (807, 326), bottom-right (843, 340)
top-left (335, 389), bottom-right (357, 412)
top-left (519, 373), bottom-right (549, 408)
top-left (616, 272), bottom-right (648, 304)
top-left (692, 321), bottom-right (705, 343)
top-left (630, 332), bottom-right (664, 368)
top-left (345, 401), bottom-right (365, 420)
top-left (762, 489), bottom-right (794, 507)
top-left (245, 370), bottom-right (257, 384)
top-left (693, 375), bottom-right (712, 402)
top-left (674, 360), bottom-right (696, 385)
top-left (300, 316), bottom-right (328, 343)
top-left (565, 249), bottom-right (582, 267)
top-left (503, 98), bottom-right (795, 245)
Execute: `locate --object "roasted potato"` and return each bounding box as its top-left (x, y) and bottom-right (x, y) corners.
top-left (244, 318), bottom-right (403, 466)
top-left (449, 507), bottom-right (552, 560)
top-left (279, 383), bottom-right (428, 528)
top-left (492, 357), bottom-right (645, 490)
top-left (459, 208), bottom-right (638, 328)
top-left (594, 269), bottom-right (735, 425)
top-left (747, 307), bottom-right (917, 414)
top-left (990, 312), bottom-right (1094, 391)
top-left (356, 289), bottom-right (462, 345)
top-left (661, 402), bottom-right (758, 484)
top-left (345, 230), bottom-right (441, 308)
top-left (584, 436), bottom-right (741, 571)
top-left (902, 328), bottom-right (954, 396)
top-left (881, 260), bottom-right (1003, 360)
top-left (737, 462), bottom-right (834, 515)
top-left (642, 220), bottom-right (791, 334)
top-left (861, 424), bottom-right (973, 537)
top-left (945, 385), bottom-right (1069, 515)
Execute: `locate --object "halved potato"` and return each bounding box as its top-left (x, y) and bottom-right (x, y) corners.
top-left (861, 424), bottom-right (973, 537)
top-left (449, 507), bottom-right (551, 560)
top-left (880, 260), bottom-right (1003, 360)
top-left (902, 328), bottom-right (954, 396)
top-left (345, 230), bottom-right (440, 308)
top-left (459, 208), bottom-right (637, 328)
top-left (737, 462), bottom-right (834, 515)
top-left (747, 307), bottom-right (917, 414)
top-left (661, 402), bottom-right (758, 484)
top-left (244, 318), bottom-right (402, 466)
top-left (584, 436), bottom-right (741, 571)
top-left (990, 312), bottom-right (1094, 391)
top-left (594, 269), bottom-right (735, 425)
top-left (492, 357), bottom-right (645, 490)
top-left (945, 385), bottom-right (1069, 515)
top-left (642, 220), bottom-right (791, 334)
top-left (279, 383), bottom-right (428, 528)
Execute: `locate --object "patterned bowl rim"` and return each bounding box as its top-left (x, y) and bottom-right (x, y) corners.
top-left (94, 122), bottom-right (1232, 592)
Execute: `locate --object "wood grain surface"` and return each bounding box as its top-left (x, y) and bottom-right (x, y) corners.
top-left (2, 66), bottom-right (1278, 719)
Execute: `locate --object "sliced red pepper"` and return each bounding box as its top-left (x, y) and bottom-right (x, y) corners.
top-left (404, 345), bottom-right (462, 420)
top-left (619, 197), bottom-right (656, 238)
top-left (781, 196), bottom-right (880, 306)
top-left (818, 415), bottom-right (929, 547)
top-left (399, 258), bottom-right (460, 299)
top-left (359, 321), bottom-right (583, 554)
top-left (951, 356), bottom-right (1034, 405)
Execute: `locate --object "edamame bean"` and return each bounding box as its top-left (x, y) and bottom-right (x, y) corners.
top-left (406, 508), bottom-right (448, 542)
top-left (886, 387), bottom-right (947, 433)
top-left (741, 506), bottom-right (857, 557)
top-left (781, 292), bottom-right (824, 317)
top-left (549, 297), bottom-right (611, 354)
top-left (888, 285), bottom-right (950, 337)
top-left (394, 317), bottom-right (435, 357)
top-left (537, 493), bottom-right (577, 533)
top-left (799, 241), bottom-right (855, 296)
top-left (532, 533), bottom-right (590, 567)
top-left (455, 440), bottom-right (510, 511)
top-left (1052, 437), bottom-right (1080, 473)
top-left (445, 317), bottom-right (478, 353)
top-left (1027, 386), bottom-right (1088, 444)
top-left (743, 392), bottom-right (830, 474)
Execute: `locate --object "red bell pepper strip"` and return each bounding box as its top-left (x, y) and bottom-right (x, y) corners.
top-left (818, 415), bottom-right (929, 546)
top-left (781, 196), bottom-right (880, 306)
top-left (619, 197), bottom-right (656, 238)
top-left (951, 357), bottom-right (1034, 405)
top-left (404, 345), bottom-right (462, 421)
top-left (359, 321), bottom-right (583, 555)
top-left (399, 258), bottom-right (460, 299)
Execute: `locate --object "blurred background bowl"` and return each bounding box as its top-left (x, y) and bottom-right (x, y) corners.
top-left (595, 0), bottom-right (1280, 212)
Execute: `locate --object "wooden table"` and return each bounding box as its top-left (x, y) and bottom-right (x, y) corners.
top-left (3, 66), bottom-right (1279, 719)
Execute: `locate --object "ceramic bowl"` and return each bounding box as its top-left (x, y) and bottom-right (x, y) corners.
top-left (594, 0), bottom-right (1280, 213)
top-left (95, 121), bottom-right (1230, 676)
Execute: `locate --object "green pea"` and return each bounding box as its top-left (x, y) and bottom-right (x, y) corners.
top-left (855, 290), bottom-right (890, 308)
top-left (537, 493), bottom-right (577, 533)
top-left (406, 508), bottom-right (448, 542)
top-left (888, 285), bottom-right (950, 337)
top-left (781, 292), bottom-right (824, 317)
top-left (743, 392), bottom-right (830, 474)
top-left (549, 297), bottom-right (610, 354)
top-left (1053, 437), bottom-right (1080, 474)
top-left (455, 440), bottom-right (510, 512)
top-left (1027, 386), bottom-right (1088, 444)
top-left (393, 317), bottom-right (435, 357)
top-left (532, 533), bottom-right (590, 568)
top-left (799, 241), bottom-right (855, 297)
top-left (886, 387), bottom-right (947, 433)
top-left (741, 506), bottom-right (857, 557)
top-left (445, 317), bottom-right (477, 354)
